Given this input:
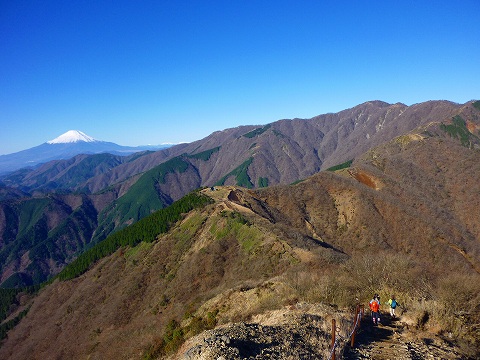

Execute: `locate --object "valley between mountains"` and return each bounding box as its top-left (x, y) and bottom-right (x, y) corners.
top-left (0, 99), bottom-right (479, 359)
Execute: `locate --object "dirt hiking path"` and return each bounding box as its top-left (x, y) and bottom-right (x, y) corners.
top-left (343, 313), bottom-right (464, 360)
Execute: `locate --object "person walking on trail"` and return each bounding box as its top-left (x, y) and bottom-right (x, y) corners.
top-left (388, 295), bottom-right (398, 317)
top-left (369, 294), bottom-right (381, 325)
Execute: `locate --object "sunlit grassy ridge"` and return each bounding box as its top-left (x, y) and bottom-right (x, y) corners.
top-left (57, 191), bottom-right (213, 281)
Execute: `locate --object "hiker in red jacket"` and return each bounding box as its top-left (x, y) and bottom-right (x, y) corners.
top-left (369, 294), bottom-right (381, 325)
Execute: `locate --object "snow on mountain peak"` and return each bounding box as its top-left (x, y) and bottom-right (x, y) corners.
top-left (47, 130), bottom-right (96, 144)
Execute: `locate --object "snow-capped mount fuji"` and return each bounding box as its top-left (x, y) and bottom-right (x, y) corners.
top-left (0, 130), bottom-right (171, 175)
top-left (47, 130), bottom-right (96, 144)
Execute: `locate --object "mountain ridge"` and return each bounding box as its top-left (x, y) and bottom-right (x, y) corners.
top-left (0, 99), bottom-right (479, 287)
top-left (6, 99), bottom-right (474, 194)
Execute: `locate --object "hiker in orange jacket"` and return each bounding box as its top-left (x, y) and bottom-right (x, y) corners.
top-left (369, 294), bottom-right (381, 325)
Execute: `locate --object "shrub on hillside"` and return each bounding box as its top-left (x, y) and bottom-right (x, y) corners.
top-left (434, 273), bottom-right (480, 356)
top-left (282, 252), bottom-right (436, 312)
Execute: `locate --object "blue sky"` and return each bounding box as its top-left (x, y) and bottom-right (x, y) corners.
top-left (1, 1), bottom-right (479, 155)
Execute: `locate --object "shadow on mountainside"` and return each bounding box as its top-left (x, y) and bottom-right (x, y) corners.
top-left (354, 312), bottom-right (397, 346)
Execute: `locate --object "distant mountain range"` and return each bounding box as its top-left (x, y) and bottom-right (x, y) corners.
top-left (0, 130), bottom-right (173, 175)
top-left (0, 100), bottom-right (479, 288)
top-left (1, 100), bottom-right (479, 359)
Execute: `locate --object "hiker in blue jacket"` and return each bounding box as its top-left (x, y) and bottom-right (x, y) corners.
top-left (388, 295), bottom-right (398, 317)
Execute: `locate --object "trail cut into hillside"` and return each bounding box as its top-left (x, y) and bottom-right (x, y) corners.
top-left (344, 314), bottom-right (465, 360)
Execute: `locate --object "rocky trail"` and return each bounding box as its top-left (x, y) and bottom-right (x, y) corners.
top-left (172, 303), bottom-right (470, 360)
top-left (343, 314), bottom-right (464, 360)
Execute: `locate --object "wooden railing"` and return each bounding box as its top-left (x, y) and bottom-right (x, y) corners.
top-left (328, 304), bottom-right (364, 360)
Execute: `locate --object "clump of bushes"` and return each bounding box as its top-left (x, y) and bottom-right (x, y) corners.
top-left (285, 252), bottom-right (429, 308)
top-left (142, 310), bottom-right (219, 359)
top-left (434, 273), bottom-right (480, 356)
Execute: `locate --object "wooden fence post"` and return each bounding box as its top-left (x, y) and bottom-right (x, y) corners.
top-left (331, 318), bottom-right (336, 360)
top-left (351, 304), bottom-right (359, 347)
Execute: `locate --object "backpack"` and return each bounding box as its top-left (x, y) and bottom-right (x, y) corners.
top-left (391, 300), bottom-right (397, 309)
top-left (370, 300), bottom-right (379, 312)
